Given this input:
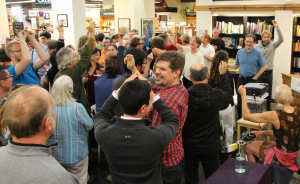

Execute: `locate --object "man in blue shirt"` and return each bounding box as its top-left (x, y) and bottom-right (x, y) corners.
top-left (5, 30), bottom-right (48, 86)
top-left (228, 34), bottom-right (266, 119)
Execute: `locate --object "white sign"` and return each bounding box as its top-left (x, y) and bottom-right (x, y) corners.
top-left (291, 77), bottom-right (300, 93)
top-left (28, 10), bottom-right (37, 17)
top-left (31, 18), bottom-right (37, 30)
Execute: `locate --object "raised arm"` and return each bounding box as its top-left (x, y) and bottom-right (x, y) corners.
top-left (272, 20), bottom-right (284, 48)
top-left (238, 85), bottom-right (280, 128)
top-left (141, 24), bottom-right (148, 40)
top-left (118, 27), bottom-right (126, 46)
top-left (143, 52), bottom-right (154, 77)
top-left (31, 32), bottom-right (48, 70)
top-left (173, 27), bottom-right (183, 52)
top-left (14, 30), bottom-right (31, 76)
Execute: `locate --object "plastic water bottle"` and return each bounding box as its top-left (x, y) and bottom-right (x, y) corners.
top-left (235, 140), bottom-right (246, 173)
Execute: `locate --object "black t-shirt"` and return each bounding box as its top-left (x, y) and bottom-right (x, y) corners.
top-left (210, 38), bottom-right (226, 52)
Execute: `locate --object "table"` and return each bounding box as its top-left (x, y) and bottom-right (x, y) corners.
top-left (203, 158), bottom-right (272, 184)
top-left (237, 118), bottom-right (271, 145)
top-left (282, 73), bottom-right (300, 108)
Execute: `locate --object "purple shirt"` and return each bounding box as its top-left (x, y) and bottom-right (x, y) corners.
top-left (87, 66), bottom-right (99, 104)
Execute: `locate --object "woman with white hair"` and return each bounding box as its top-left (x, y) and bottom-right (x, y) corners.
top-left (48, 75), bottom-right (93, 184)
top-left (238, 84), bottom-right (300, 182)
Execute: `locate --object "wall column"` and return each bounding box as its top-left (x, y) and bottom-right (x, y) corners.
top-left (1, 1), bottom-right (9, 44)
top-left (51, 0), bottom-right (86, 50)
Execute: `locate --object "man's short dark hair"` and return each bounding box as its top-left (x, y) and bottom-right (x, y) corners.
top-left (129, 37), bottom-right (141, 49)
top-left (104, 37), bottom-right (113, 43)
top-left (119, 80), bottom-right (151, 116)
top-left (123, 48), bottom-right (147, 74)
top-left (96, 33), bottom-right (105, 42)
top-left (0, 65), bottom-right (7, 80)
top-left (157, 51), bottom-right (185, 78)
top-left (0, 48), bottom-right (11, 63)
top-left (190, 65), bottom-right (209, 81)
top-left (150, 37), bottom-right (165, 50)
top-left (45, 40), bottom-right (58, 50)
top-left (246, 34), bottom-right (256, 42)
top-left (40, 31), bottom-right (51, 39)
top-left (158, 34), bottom-right (168, 41)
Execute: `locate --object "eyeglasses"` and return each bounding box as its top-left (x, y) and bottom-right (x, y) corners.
top-left (11, 49), bottom-right (21, 53)
top-left (0, 75), bottom-right (13, 80)
top-left (245, 41), bottom-right (254, 43)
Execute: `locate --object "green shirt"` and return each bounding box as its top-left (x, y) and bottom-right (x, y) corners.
top-left (54, 40), bottom-right (93, 115)
top-left (96, 44), bottom-right (103, 51)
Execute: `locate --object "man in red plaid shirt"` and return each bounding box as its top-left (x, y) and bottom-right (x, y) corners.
top-left (127, 50), bottom-right (188, 184)
top-left (147, 51), bottom-right (188, 184)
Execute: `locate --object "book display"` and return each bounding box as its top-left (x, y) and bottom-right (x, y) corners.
top-left (291, 16), bottom-right (300, 74)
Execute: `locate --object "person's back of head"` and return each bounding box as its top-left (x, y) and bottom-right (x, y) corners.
top-left (274, 84), bottom-right (293, 111)
top-left (150, 37), bottom-right (165, 50)
top-left (129, 37), bottom-right (141, 49)
top-left (119, 80), bottom-right (152, 116)
top-left (4, 86), bottom-right (54, 140)
top-left (0, 48), bottom-right (11, 63)
top-left (123, 48), bottom-right (147, 74)
top-left (158, 33), bottom-right (168, 42)
top-left (96, 33), bottom-right (105, 42)
top-left (190, 63), bottom-right (209, 83)
top-left (51, 75), bottom-right (76, 106)
top-left (104, 55), bottom-right (121, 79)
top-left (180, 34), bottom-right (190, 45)
top-left (45, 40), bottom-right (58, 54)
top-left (77, 35), bottom-right (88, 50)
top-left (209, 50), bottom-right (229, 84)
top-left (56, 47), bottom-right (74, 70)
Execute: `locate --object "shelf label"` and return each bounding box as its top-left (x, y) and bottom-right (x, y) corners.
top-left (291, 77), bottom-right (300, 93)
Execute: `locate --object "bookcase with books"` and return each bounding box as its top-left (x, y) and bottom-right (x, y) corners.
top-left (212, 15), bottom-right (275, 59)
top-left (292, 16), bottom-right (300, 74)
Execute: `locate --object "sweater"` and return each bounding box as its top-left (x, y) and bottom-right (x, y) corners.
top-left (0, 138), bottom-right (79, 184)
top-left (54, 38), bottom-right (94, 115)
top-left (254, 28), bottom-right (284, 71)
top-left (182, 74), bottom-right (233, 154)
top-left (94, 95), bottom-right (179, 184)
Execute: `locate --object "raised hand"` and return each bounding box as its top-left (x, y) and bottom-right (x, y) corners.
top-left (119, 27), bottom-right (126, 38)
top-left (147, 52), bottom-right (154, 62)
top-left (27, 30), bottom-right (35, 40)
top-left (218, 61), bottom-right (227, 75)
top-left (143, 24), bottom-right (147, 29)
top-left (152, 48), bottom-right (164, 56)
top-left (18, 30), bottom-right (27, 40)
top-left (56, 23), bottom-right (64, 33)
top-left (124, 54), bottom-right (136, 72)
top-left (272, 20), bottom-right (279, 29)
top-left (88, 22), bottom-right (95, 36)
top-left (175, 27), bottom-right (180, 33)
top-left (238, 85), bottom-right (246, 96)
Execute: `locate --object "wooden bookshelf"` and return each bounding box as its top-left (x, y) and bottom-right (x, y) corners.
top-left (291, 16), bottom-right (300, 74)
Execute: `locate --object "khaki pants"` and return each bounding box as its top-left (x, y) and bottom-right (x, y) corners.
top-left (62, 156), bottom-right (89, 184)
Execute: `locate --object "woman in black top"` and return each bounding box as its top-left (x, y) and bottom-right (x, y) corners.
top-left (208, 50), bottom-right (235, 145)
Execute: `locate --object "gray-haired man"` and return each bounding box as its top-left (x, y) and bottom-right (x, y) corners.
top-left (182, 62), bottom-right (233, 183)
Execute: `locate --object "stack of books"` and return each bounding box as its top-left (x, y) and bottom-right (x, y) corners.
top-left (246, 19), bottom-right (273, 34)
top-left (215, 21), bottom-right (244, 34)
top-left (294, 25), bottom-right (300, 36)
top-left (293, 40), bottom-right (300, 51)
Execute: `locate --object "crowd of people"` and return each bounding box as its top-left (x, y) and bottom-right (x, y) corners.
top-left (0, 18), bottom-right (298, 184)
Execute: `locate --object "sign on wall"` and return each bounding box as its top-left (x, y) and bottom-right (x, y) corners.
top-left (35, 0), bottom-right (51, 5)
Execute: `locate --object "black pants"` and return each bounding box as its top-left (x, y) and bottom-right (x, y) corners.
top-left (258, 71), bottom-right (273, 111)
top-left (182, 76), bottom-right (193, 89)
top-left (184, 150), bottom-right (219, 183)
top-left (237, 76), bottom-right (258, 119)
top-left (161, 157), bottom-right (184, 184)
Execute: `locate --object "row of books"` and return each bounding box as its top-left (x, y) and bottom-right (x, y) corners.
top-left (294, 72), bottom-right (300, 75)
top-left (215, 21), bottom-right (244, 34)
top-left (294, 25), bottom-right (300, 36)
top-left (293, 57), bottom-right (300, 68)
top-left (293, 40), bottom-right (300, 51)
top-left (221, 37), bottom-right (244, 49)
top-left (246, 19), bottom-right (274, 34)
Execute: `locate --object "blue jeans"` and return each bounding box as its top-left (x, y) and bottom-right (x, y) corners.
top-left (161, 157), bottom-right (184, 184)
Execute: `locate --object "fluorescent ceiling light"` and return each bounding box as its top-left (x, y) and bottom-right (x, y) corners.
top-left (6, 0), bottom-right (35, 4)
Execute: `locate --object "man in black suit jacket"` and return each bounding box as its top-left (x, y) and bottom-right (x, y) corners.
top-left (94, 72), bottom-right (179, 184)
top-left (182, 62), bottom-right (233, 183)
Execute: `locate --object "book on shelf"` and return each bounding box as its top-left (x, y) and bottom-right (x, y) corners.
top-left (295, 25), bottom-right (300, 36)
top-left (246, 19), bottom-right (273, 35)
top-left (238, 37), bottom-right (243, 49)
top-left (293, 40), bottom-right (300, 51)
top-left (221, 37), bottom-right (238, 48)
top-left (216, 21), bottom-right (243, 34)
top-left (294, 72), bottom-right (300, 75)
top-left (294, 57), bottom-right (300, 68)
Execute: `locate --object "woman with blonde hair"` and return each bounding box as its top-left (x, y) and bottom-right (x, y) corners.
top-left (239, 84), bottom-right (299, 183)
top-left (48, 75), bottom-right (93, 184)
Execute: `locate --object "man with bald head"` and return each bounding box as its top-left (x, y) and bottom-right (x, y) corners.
top-left (0, 86), bottom-right (79, 184)
top-left (182, 62), bottom-right (233, 183)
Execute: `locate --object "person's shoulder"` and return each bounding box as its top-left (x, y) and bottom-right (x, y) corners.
top-left (112, 75), bottom-right (127, 88)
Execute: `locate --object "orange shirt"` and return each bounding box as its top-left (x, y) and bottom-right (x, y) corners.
top-left (99, 50), bottom-right (108, 65)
